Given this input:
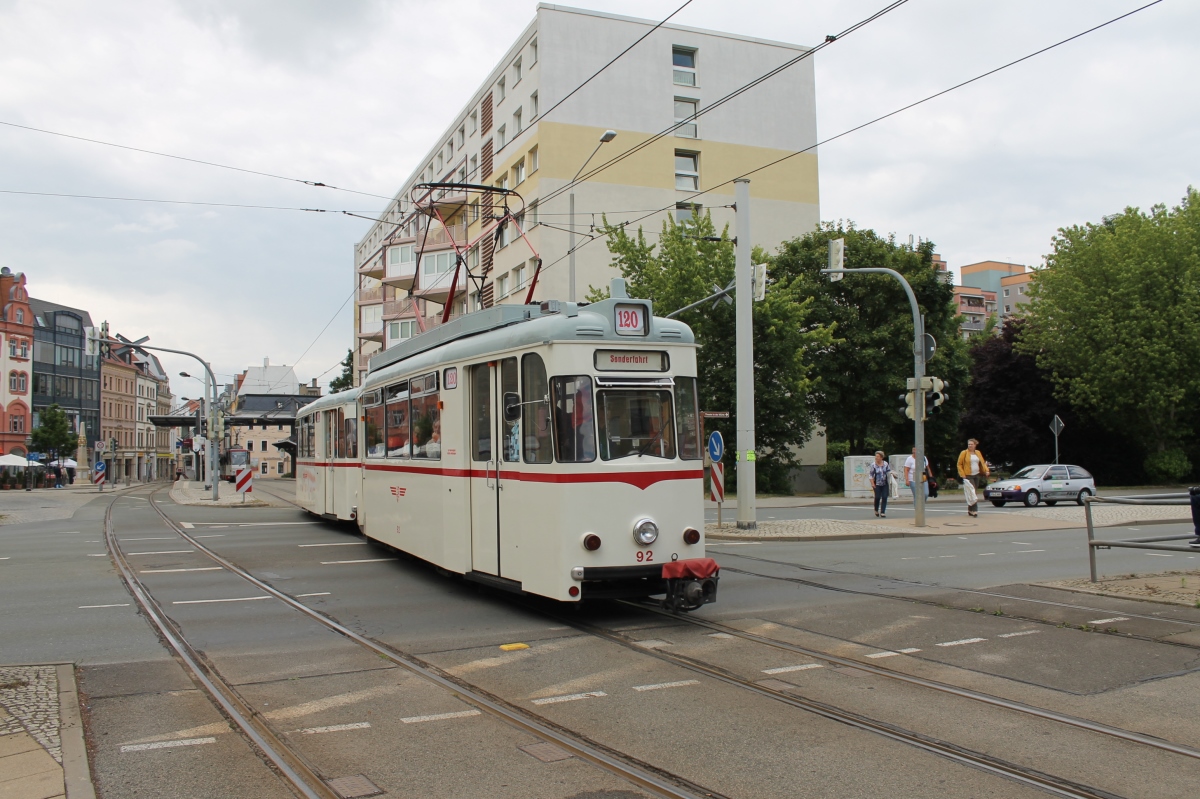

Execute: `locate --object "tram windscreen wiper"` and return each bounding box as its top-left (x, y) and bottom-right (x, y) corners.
top-left (636, 427), bottom-right (665, 457)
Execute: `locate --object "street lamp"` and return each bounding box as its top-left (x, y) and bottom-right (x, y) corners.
top-left (569, 129), bottom-right (617, 302)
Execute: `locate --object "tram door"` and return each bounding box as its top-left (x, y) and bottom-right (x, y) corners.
top-left (324, 410), bottom-right (338, 513)
top-left (468, 358), bottom-right (520, 577)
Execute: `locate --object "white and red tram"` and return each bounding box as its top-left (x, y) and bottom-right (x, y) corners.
top-left (295, 280), bottom-right (718, 608)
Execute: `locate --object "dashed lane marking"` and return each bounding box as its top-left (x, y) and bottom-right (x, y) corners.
top-left (298, 542), bottom-right (368, 548)
top-left (1146, 553), bottom-right (1173, 557)
top-left (401, 710), bottom-right (481, 724)
top-left (633, 639), bottom-right (672, 649)
top-left (706, 632), bottom-right (734, 639)
top-left (87, 554), bottom-right (108, 557)
top-left (79, 603), bottom-right (131, 609)
top-left (762, 664), bottom-right (823, 674)
top-left (121, 737), bottom-right (215, 752)
top-left (173, 596), bottom-right (271, 605)
top-left (532, 691), bottom-right (607, 705)
top-left (127, 550), bottom-right (194, 556)
top-left (297, 592), bottom-right (331, 598)
top-left (320, 558), bottom-right (399, 565)
top-left (1012, 542), bottom-right (1033, 545)
top-left (1015, 549), bottom-right (1046, 553)
top-left (141, 567), bottom-right (223, 573)
top-left (180, 522), bottom-right (195, 529)
top-left (194, 534), bottom-right (225, 538)
top-left (633, 680), bottom-right (700, 692)
top-left (936, 638), bottom-right (987, 647)
top-left (978, 553), bottom-right (997, 556)
top-left (866, 648), bottom-right (921, 659)
top-left (1088, 617), bottom-right (1128, 625)
top-left (998, 630), bottom-right (1041, 638)
top-left (901, 557), bottom-right (918, 560)
top-left (120, 537), bottom-right (178, 541)
top-left (297, 722), bottom-right (371, 735)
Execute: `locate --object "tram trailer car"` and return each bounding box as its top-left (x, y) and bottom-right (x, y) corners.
top-left (220, 447), bottom-right (251, 482)
top-left (295, 279), bottom-right (718, 609)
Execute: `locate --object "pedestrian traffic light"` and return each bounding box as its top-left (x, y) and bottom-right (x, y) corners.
top-left (898, 391), bottom-right (917, 420)
top-left (925, 377), bottom-right (948, 415)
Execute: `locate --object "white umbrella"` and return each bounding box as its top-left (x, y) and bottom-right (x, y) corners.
top-left (47, 458), bottom-right (78, 468)
top-left (0, 453), bottom-right (32, 468)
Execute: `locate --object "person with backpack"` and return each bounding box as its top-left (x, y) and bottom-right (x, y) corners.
top-left (868, 451), bottom-right (892, 517)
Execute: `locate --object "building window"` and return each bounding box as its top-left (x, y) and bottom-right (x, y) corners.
top-left (513, 264), bottom-right (525, 291)
top-left (470, 155), bottom-right (478, 179)
top-left (11, 414), bottom-right (24, 433)
top-left (470, 200), bottom-right (480, 223)
top-left (436, 153), bottom-right (443, 172)
top-left (513, 158), bottom-right (526, 186)
top-left (1018, 286), bottom-right (1025, 294)
top-left (457, 125), bottom-right (465, 149)
top-left (247, 441), bottom-right (254, 451)
top-left (1003, 288), bottom-right (1010, 296)
top-left (261, 440), bottom-right (267, 451)
top-left (469, 110), bottom-right (478, 134)
top-left (277, 462), bottom-right (284, 474)
top-left (496, 274), bottom-right (509, 298)
top-left (530, 91), bottom-right (538, 118)
top-left (469, 245), bottom-right (480, 269)
top-left (278, 425), bottom-right (284, 431)
top-left (423, 252), bottom-right (455, 277)
top-left (674, 98), bottom-right (698, 138)
top-left (389, 320), bottom-right (417, 341)
top-left (513, 107), bottom-right (522, 135)
top-left (445, 140), bottom-right (454, 160)
top-left (261, 462), bottom-right (268, 474)
top-left (530, 38), bottom-right (537, 64)
top-left (1004, 304), bottom-right (1011, 313)
top-left (497, 76), bottom-right (506, 102)
top-left (528, 200), bottom-right (538, 226)
top-left (675, 203), bottom-right (702, 224)
top-left (512, 57), bottom-right (522, 84)
top-left (497, 124), bottom-right (506, 148)
top-left (528, 145), bottom-right (538, 173)
top-left (673, 47), bottom-right (696, 86)
top-left (674, 151), bottom-right (699, 190)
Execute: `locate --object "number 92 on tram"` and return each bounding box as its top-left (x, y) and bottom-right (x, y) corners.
top-left (295, 279), bottom-right (718, 611)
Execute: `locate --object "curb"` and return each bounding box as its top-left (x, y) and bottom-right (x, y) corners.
top-left (56, 664), bottom-right (95, 799)
top-left (1038, 582), bottom-right (1200, 610)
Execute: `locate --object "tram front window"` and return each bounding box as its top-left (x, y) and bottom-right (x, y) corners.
top-left (598, 390), bottom-right (676, 460)
top-left (229, 450), bottom-right (250, 469)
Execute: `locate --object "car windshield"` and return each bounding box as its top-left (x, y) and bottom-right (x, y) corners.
top-left (597, 389), bottom-right (676, 460)
top-left (1012, 465), bottom-right (1047, 479)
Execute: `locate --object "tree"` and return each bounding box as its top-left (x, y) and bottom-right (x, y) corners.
top-left (1017, 188), bottom-right (1200, 482)
top-left (767, 222), bottom-right (970, 469)
top-left (594, 211), bottom-right (832, 493)
top-left (329, 349), bottom-right (355, 393)
top-left (30, 404), bottom-right (77, 462)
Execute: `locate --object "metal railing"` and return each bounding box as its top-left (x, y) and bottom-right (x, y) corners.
top-left (357, 287), bottom-right (383, 304)
top-left (1085, 492), bottom-right (1197, 581)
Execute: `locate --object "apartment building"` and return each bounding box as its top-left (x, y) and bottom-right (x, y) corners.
top-left (101, 353), bottom-right (138, 481)
top-left (30, 298), bottom-right (101, 458)
top-left (1000, 271), bottom-right (1034, 317)
top-left (351, 4), bottom-right (820, 383)
top-left (0, 267), bottom-right (33, 455)
top-left (953, 285), bottom-right (998, 338)
top-left (960, 260), bottom-right (1027, 297)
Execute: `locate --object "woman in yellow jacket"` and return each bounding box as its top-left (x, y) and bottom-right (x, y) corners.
top-left (957, 439), bottom-right (990, 517)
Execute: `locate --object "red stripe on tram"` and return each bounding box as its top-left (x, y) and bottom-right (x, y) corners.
top-left (298, 461), bottom-right (702, 490)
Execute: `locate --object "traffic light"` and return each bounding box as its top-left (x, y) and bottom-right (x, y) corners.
top-left (899, 391), bottom-right (917, 420)
top-left (925, 377), bottom-right (949, 415)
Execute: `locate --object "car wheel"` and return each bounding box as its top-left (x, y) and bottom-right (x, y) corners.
top-left (1024, 490), bottom-right (1041, 508)
top-left (1044, 500), bottom-right (1058, 507)
top-left (991, 501), bottom-right (1006, 507)
top-left (1076, 488), bottom-right (1092, 506)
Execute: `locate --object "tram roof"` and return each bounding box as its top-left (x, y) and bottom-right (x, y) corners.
top-left (297, 387), bottom-right (361, 416)
top-left (364, 280), bottom-right (694, 388)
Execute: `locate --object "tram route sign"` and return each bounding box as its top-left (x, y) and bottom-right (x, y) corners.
top-left (707, 431), bottom-right (724, 463)
top-left (701, 411), bottom-right (730, 419)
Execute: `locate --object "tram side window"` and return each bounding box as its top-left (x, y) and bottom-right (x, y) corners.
top-left (551, 376), bottom-right (596, 463)
top-left (470, 364), bottom-right (491, 462)
top-left (411, 372), bottom-right (440, 459)
top-left (364, 391), bottom-right (385, 457)
top-left (675, 377), bottom-right (701, 460)
top-left (521, 354), bottom-right (552, 464)
top-left (335, 409), bottom-right (347, 459)
top-left (298, 417), bottom-right (307, 458)
top-left (386, 381), bottom-right (410, 457)
top-left (597, 389), bottom-right (676, 460)
top-left (344, 410), bottom-right (358, 459)
top-left (500, 357), bottom-right (518, 462)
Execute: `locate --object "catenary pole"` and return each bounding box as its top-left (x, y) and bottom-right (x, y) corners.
top-left (734, 179), bottom-right (756, 530)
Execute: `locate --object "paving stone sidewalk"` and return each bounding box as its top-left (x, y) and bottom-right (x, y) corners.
top-left (0, 484), bottom-right (142, 526)
top-left (0, 666), bottom-right (64, 799)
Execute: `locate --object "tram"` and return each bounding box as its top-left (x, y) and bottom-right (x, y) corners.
top-left (295, 279), bottom-right (718, 608)
top-left (220, 447), bottom-right (252, 482)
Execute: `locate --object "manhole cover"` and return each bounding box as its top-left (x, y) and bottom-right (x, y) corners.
top-left (327, 774), bottom-right (384, 798)
top-left (519, 742), bottom-right (573, 763)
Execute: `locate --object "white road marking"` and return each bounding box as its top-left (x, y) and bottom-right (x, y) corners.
top-left (901, 557), bottom-right (919, 560)
top-left (705, 632), bottom-right (734, 639)
top-left (194, 534), bottom-right (225, 538)
top-left (1088, 617), bottom-right (1128, 625)
top-left (127, 550), bottom-right (194, 556)
top-left (173, 596), bottom-right (271, 605)
top-left (866, 648), bottom-right (921, 659)
top-left (57, 532), bottom-right (82, 535)
top-left (188, 522), bottom-right (318, 527)
top-left (180, 522), bottom-right (195, 529)
top-left (264, 686), bottom-right (398, 722)
top-left (298, 542), bottom-right (367, 548)
top-left (297, 722), bottom-right (371, 735)
top-left (978, 553), bottom-right (997, 556)
top-left (762, 664), bottom-right (823, 674)
top-left (0, 557), bottom-right (9, 560)
top-left (531, 691), bottom-right (606, 705)
top-left (297, 592), bottom-right (331, 597)
top-left (1012, 542), bottom-right (1033, 545)
top-left (121, 737), bottom-right (215, 752)
top-left (633, 639), bottom-right (671, 649)
top-left (1015, 550), bottom-right (1046, 553)
top-left (401, 710), bottom-right (481, 724)
top-left (936, 638), bottom-right (987, 647)
top-left (1146, 553), bottom-right (1173, 557)
top-left (79, 603), bottom-right (131, 609)
top-left (320, 558), bottom-right (398, 565)
top-left (120, 537), bottom-right (177, 541)
top-left (997, 630), bottom-right (1041, 638)
top-left (141, 567), bottom-right (223, 573)
top-left (633, 680), bottom-right (699, 692)
top-left (87, 554), bottom-right (108, 557)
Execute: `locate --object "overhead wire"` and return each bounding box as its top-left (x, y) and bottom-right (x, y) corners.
top-left (533, 0), bottom-right (1167, 283)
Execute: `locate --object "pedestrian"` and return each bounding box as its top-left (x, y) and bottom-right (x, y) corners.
top-left (904, 447), bottom-right (931, 504)
top-left (956, 438), bottom-right (991, 518)
top-left (869, 451), bottom-right (892, 517)
top-left (1190, 486), bottom-right (1200, 548)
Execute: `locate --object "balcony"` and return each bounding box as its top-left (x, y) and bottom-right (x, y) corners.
top-left (382, 259), bottom-right (417, 291)
top-left (417, 190), bottom-right (469, 217)
top-left (383, 299), bottom-right (418, 320)
top-left (357, 253), bottom-right (384, 279)
top-left (358, 287), bottom-right (384, 304)
top-left (416, 261), bottom-right (467, 304)
top-left (421, 222), bottom-right (467, 249)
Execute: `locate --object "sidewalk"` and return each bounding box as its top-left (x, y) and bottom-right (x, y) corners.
top-left (168, 480), bottom-right (286, 508)
top-left (0, 664), bottom-right (93, 799)
top-left (0, 483), bottom-right (143, 526)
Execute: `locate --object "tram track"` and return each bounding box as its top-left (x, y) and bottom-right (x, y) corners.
top-left (127, 487), bottom-right (1193, 799)
top-left (110, 487), bottom-right (725, 799)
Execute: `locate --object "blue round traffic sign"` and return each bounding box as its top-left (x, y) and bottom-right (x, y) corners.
top-left (707, 431), bottom-right (724, 462)
top-left (94, 461), bottom-right (106, 473)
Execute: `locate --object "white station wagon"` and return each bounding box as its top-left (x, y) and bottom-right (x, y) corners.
top-left (984, 464), bottom-right (1096, 507)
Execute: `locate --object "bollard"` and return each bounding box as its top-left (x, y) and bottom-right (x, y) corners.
top-left (1085, 496), bottom-right (1097, 583)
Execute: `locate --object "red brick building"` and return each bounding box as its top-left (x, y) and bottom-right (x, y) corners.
top-left (0, 267), bottom-right (33, 455)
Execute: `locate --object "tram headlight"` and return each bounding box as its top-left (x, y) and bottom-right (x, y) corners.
top-left (633, 519), bottom-right (659, 546)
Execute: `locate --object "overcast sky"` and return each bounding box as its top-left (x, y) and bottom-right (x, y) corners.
top-left (1, 0), bottom-right (1194, 401)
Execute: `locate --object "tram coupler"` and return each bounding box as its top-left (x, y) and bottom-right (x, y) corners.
top-left (661, 558), bottom-right (719, 612)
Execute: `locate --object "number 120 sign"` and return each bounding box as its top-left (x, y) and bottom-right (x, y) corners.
top-left (614, 304), bottom-right (646, 336)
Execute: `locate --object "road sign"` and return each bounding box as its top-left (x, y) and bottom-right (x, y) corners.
top-left (700, 411), bottom-right (730, 419)
top-left (707, 431), bottom-right (724, 462)
top-left (1050, 415), bottom-right (1065, 436)
top-left (710, 461), bottom-right (724, 504)
top-left (27, 452), bottom-right (42, 461)
top-left (95, 440), bottom-right (106, 453)
top-left (828, 238), bottom-right (844, 281)
top-left (94, 460), bottom-right (106, 490)
top-left (235, 467), bottom-right (253, 495)
top-left (923, 333), bottom-right (936, 363)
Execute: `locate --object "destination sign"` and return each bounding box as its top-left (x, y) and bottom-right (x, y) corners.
top-left (594, 350), bottom-right (669, 372)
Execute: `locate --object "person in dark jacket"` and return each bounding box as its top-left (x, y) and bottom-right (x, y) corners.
top-left (1191, 486), bottom-right (1200, 547)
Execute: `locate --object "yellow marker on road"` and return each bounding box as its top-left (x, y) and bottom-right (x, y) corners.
top-left (499, 643), bottom-right (529, 651)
